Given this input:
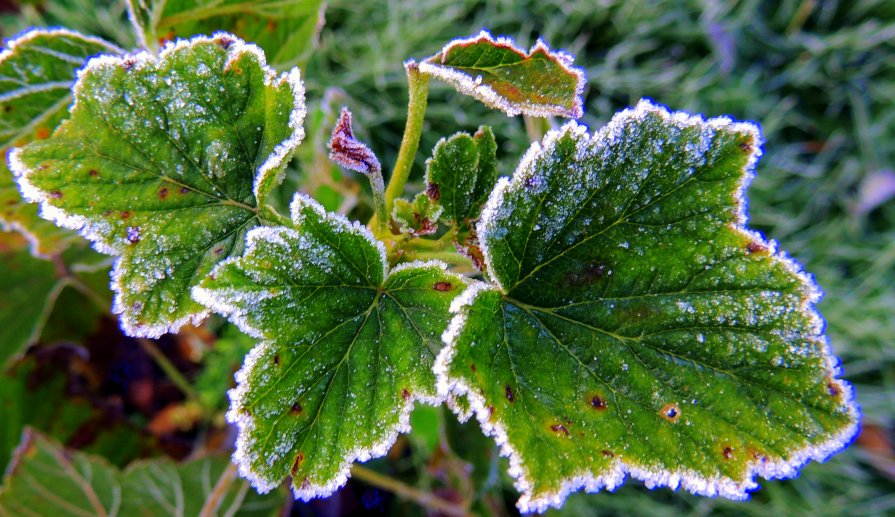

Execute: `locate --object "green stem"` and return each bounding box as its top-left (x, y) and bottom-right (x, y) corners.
top-left (379, 62), bottom-right (431, 228)
top-left (349, 465), bottom-right (468, 517)
top-left (368, 164), bottom-right (389, 235)
top-left (138, 338), bottom-right (200, 403)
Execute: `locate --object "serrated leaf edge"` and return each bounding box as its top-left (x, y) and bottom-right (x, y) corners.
top-left (192, 193), bottom-right (462, 498)
top-left (418, 30), bottom-right (585, 118)
top-left (436, 99), bottom-right (860, 513)
top-left (1, 28), bottom-right (123, 258)
top-left (9, 33), bottom-right (306, 338)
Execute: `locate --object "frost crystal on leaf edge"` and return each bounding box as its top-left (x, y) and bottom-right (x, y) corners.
top-left (192, 193), bottom-right (461, 499)
top-left (418, 30), bottom-right (585, 119)
top-left (9, 33), bottom-right (306, 338)
top-left (435, 98), bottom-right (860, 513)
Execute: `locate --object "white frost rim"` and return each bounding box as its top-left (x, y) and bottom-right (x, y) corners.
top-left (441, 99), bottom-right (861, 512)
top-left (418, 29), bottom-right (585, 119)
top-left (8, 33), bottom-right (306, 339)
top-left (193, 198), bottom-right (466, 498)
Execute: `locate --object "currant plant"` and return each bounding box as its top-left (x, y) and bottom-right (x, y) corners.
top-left (1, 15), bottom-right (858, 514)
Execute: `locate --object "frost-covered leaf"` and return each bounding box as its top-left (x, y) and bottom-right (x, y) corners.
top-left (10, 34), bottom-right (306, 338)
top-left (0, 429), bottom-right (284, 516)
top-left (425, 126), bottom-right (497, 232)
top-left (192, 194), bottom-right (463, 499)
top-left (0, 28), bottom-right (122, 256)
top-left (419, 30), bottom-right (585, 118)
top-left (436, 100), bottom-right (859, 512)
top-left (393, 192), bottom-right (443, 237)
top-left (127, 0), bottom-right (326, 69)
top-left (0, 234), bottom-right (65, 368)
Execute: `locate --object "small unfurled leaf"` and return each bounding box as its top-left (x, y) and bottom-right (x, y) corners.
top-left (436, 100), bottom-right (859, 512)
top-left (0, 429), bottom-right (284, 515)
top-left (425, 126), bottom-right (497, 232)
top-left (192, 194), bottom-right (463, 500)
top-left (127, 0), bottom-right (326, 69)
top-left (0, 28), bottom-right (122, 256)
top-left (393, 192), bottom-right (443, 237)
top-left (419, 30), bottom-right (585, 118)
top-left (328, 106), bottom-right (382, 176)
top-left (10, 34), bottom-right (306, 338)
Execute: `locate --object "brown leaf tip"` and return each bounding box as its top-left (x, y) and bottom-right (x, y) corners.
top-left (328, 107), bottom-right (381, 175)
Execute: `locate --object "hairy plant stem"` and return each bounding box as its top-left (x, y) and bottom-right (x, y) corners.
top-left (137, 338), bottom-right (200, 404)
top-left (349, 465), bottom-right (468, 516)
top-left (377, 62), bottom-right (431, 232)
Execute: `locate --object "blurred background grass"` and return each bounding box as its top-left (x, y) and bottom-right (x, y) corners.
top-left (2, 0), bottom-right (893, 515)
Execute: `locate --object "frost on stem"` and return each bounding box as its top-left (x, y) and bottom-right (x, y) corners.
top-left (435, 99), bottom-right (859, 512)
top-left (192, 193), bottom-right (465, 499)
top-left (9, 33), bottom-right (306, 337)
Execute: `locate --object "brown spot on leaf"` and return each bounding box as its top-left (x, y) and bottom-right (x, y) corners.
top-left (723, 446), bottom-right (734, 460)
top-left (401, 388), bottom-right (411, 400)
top-left (120, 210), bottom-right (131, 219)
top-left (660, 403), bottom-right (680, 422)
top-left (550, 423), bottom-right (571, 436)
top-left (3, 105), bottom-right (11, 113)
top-left (827, 379), bottom-right (842, 397)
top-left (602, 450), bottom-right (614, 458)
top-left (214, 247), bottom-right (224, 255)
top-left (266, 18), bottom-right (277, 32)
top-left (179, 187), bottom-right (190, 195)
top-left (49, 190), bottom-right (63, 199)
top-left (158, 187), bottom-right (169, 199)
top-left (35, 127), bottom-right (50, 139)
top-left (747, 241), bottom-right (767, 253)
top-left (739, 141), bottom-right (752, 153)
top-left (433, 281), bottom-right (453, 292)
top-left (290, 402), bottom-right (303, 415)
top-left (426, 182), bottom-right (440, 201)
top-left (591, 394), bottom-right (607, 411)
top-left (273, 354), bottom-right (280, 366)
top-left (290, 452), bottom-right (304, 477)
top-left (217, 35), bottom-right (235, 49)
top-left (88, 169), bottom-right (99, 177)
top-left (487, 405), bottom-right (495, 418)
top-left (505, 384), bottom-right (515, 403)
top-left (470, 363), bottom-right (477, 372)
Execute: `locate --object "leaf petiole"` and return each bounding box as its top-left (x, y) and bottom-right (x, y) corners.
top-left (379, 62), bottom-right (431, 227)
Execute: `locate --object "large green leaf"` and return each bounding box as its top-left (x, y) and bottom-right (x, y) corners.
top-left (0, 429), bottom-right (284, 516)
top-left (192, 194), bottom-right (464, 499)
top-left (10, 34), bottom-right (306, 338)
top-left (435, 100), bottom-right (859, 512)
top-left (419, 31), bottom-right (585, 118)
top-left (127, 0), bottom-right (326, 69)
top-left (0, 28), bottom-right (122, 257)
